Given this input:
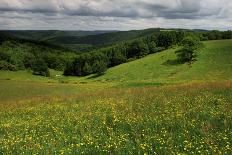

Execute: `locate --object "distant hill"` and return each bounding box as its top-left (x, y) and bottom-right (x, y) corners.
top-left (45, 28), bottom-right (161, 45)
top-left (0, 31), bottom-right (73, 52)
top-left (0, 28), bottom-right (210, 52)
top-left (0, 31), bottom-right (78, 71)
top-left (0, 28), bottom-right (165, 51)
top-left (0, 30), bottom-right (113, 41)
top-left (45, 28), bottom-right (164, 51)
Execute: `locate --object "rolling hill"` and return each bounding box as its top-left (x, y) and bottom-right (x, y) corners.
top-left (94, 39), bottom-right (232, 85)
top-left (1, 39), bottom-right (231, 86)
top-left (0, 28), bottom-right (167, 51)
top-left (0, 28), bottom-right (209, 52)
top-left (0, 30), bottom-right (112, 41)
top-left (0, 38), bottom-right (231, 155)
top-left (45, 28), bottom-right (160, 45)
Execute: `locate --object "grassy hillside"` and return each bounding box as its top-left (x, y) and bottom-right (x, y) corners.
top-left (95, 40), bottom-right (232, 84)
top-left (0, 39), bottom-right (231, 154)
top-left (1, 39), bottom-right (231, 85)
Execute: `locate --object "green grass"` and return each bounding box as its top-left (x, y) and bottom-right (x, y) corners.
top-left (0, 80), bottom-right (104, 102)
top-left (95, 40), bottom-right (232, 84)
top-left (0, 39), bottom-right (232, 154)
top-left (0, 70), bottom-right (107, 102)
top-left (0, 82), bottom-right (231, 154)
top-left (1, 39), bottom-right (231, 86)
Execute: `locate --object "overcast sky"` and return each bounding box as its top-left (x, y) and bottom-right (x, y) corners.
top-left (0, 0), bottom-right (231, 30)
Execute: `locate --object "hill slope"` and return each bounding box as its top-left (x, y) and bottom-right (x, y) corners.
top-left (0, 30), bottom-right (112, 41)
top-left (46, 28), bottom-right (160, 45)
top-left (95, 39), bottom-right (232, 84)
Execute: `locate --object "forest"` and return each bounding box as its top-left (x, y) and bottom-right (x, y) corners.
top-left (0, 29), bottom-right (232, 77)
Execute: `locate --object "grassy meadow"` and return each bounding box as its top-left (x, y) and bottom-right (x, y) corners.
top-left (96, 39), bottom-right (232, 83)
top-left (0, 40), bottom-right (232, 154)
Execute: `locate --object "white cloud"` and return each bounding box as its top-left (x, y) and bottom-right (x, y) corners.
top-left (0, 0), bottom-right (231, 30)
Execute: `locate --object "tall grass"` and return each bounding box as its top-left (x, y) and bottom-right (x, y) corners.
top-left (0, 82), bottom-right (231, 154)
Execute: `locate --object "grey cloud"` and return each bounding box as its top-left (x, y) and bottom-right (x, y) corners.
top-left (0, 0), bottom-right (221, 19)
top-left (0, 0), bottom-right (231, 30)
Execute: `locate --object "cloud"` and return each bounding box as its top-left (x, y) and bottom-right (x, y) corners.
top-left (0, 0), bottom-right (231, 30)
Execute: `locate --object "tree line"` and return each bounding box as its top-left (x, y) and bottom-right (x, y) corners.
top-left (63, 31), bottom-right (194, 76)
top-left (0, 30), bottom-right (231, 77)
top-left (0, 39), bottom-right (76, 76)
top-left (64, 30), bottom-right (232, 76)
top-left (200, 30), bottom-right (232, 41)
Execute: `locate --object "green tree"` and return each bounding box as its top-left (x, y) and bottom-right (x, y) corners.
top-left (110, 50), bottom-right (127, 66)
top-left (92, 60), bottom-right (107, 75)
top-left (82, 62), bottom-right (92, 75)
top-left (32, 59), bottom-right (50, 77)
top-left (0, 50), bottom-right (11, 61)
top-left (157, 32), bottom-right (176, 48)
top-left (0, 60), bottom-right (16, 71)
top-left (23, 52), bottom-right (36, 69)
top-left (147, 41), bottom-right (158, 53)
top-left (176, 36), bottom-right (202, 63)
top-left (127, 40), bottom-right (149, 58)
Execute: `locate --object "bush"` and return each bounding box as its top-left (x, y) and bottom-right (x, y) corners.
top-left (23, 52), bottom-right (36, 69)
top-left (92, 60), bottom-right (107, 75)
top-left (127, 40), bottom-right (149, 58)
top-left (32, 59), bottom-right (50, 77)
top-left (157, 32), bottom-right (176, 48)
top-left (0, 60), bottom-right (17, 71)
top-left (0, 50), bottom-right (11, 61)
top-left (176, 36), bottom-right (202, 63)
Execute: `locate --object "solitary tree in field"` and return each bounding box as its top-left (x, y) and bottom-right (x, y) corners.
top-left (176, 36), bottom-right (202, 63)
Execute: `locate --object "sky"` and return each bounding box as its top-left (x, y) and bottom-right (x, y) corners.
top-left (0, 0), bottom-right (231, 30)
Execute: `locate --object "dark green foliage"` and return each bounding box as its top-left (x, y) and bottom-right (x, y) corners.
top-left (31, 59), bottom-right (50, 77)
top-left (64, 31), bottom-right (191, 76)
top-left (51, 29), bottom-right (160, 45)
top-left (201, 30), bottom-right (232, 41)
top-left (0, 60), bottom-right (16, 71)
top-left (92, 60), bottom-right (107, 75)
top-left (222, 30), bottom-right (232, 39)
top-left (0, 38), bottom-right (77, 72)
top-left (127, 40), bottom-right (149, 58)
top-left (110, 49), bottom-right (127, 66)
top-left (0, 50), bottom-right (11, 61)
top-left (64, 52), bottom-right (108, 76)
top-left (1, 29), bottom-right (231, 77)
top-left (176, 36), bottom-right (202, 63)
top-left (1, 29), bottom-right (160, 52)
top-left (43, 53), bottom-right (67, 71)
top-left (147, 41), bottom-right (158, 53)
top-left (157, 32), bottom-right (177, 48)
top-left (82, 62), bottom-right (93, 75)
top-left (23, 53), bottom-right (36, 69)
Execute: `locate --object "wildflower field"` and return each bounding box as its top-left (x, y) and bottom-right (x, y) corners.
top-left (0, 40), bottom-right (232, 154)
top-left (0, 82), bottom-right (231, 154)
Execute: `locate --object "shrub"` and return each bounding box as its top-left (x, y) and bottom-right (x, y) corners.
top-left (32, 59), bottom-right (50, 77)
top-left (0, 60), bottom-right (17, 71)
top-left (176, 36), bottom-right (202, 63)
top-left (92, 60), bottom-right (107, 75)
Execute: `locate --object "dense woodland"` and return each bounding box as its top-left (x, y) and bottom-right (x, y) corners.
top-left (0, 34), bottom-right (76, 76)
top-left (64, 30), bottom-right (232, 76)
top-left (0, 29), bottom-right (231, 77)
